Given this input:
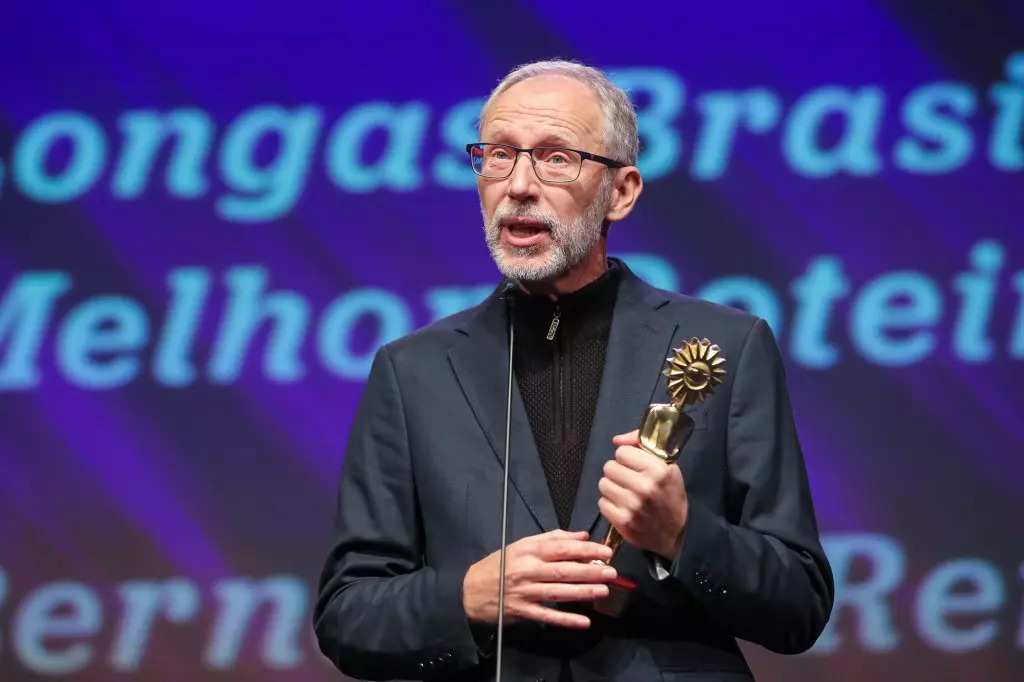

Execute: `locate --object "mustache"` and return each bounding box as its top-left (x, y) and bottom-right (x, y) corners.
top-left (490, 202), bottom-right (561, 232)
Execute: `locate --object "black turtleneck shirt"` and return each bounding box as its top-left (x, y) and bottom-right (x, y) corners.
top-left (509, 264), bottom-right (622, 529)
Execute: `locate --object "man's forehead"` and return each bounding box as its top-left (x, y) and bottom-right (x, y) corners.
top-left (481, 76), bottom-right (602, 145)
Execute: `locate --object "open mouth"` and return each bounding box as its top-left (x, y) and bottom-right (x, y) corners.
top-left (503, 217), bottom-right (550, 247)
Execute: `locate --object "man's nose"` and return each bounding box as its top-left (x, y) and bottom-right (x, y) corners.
top-left (505, 151), bottom-right (541, 201)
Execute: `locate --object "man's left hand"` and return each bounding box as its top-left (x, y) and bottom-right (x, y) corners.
top-left (597, 429), bottom-right (688, 561)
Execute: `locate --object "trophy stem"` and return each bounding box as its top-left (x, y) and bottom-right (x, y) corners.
top-left (601, 524), bottom-right (625, 563)
top-left (593, 523), bottom-right (637, 617)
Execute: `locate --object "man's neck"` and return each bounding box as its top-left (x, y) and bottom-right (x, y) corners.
top-left (517, 246), bottom-right (608, 301)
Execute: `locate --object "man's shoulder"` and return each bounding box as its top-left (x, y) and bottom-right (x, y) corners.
top-left (637, 281), bottom-right (764, 343)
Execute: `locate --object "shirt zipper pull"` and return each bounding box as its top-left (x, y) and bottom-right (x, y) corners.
top-left (546, 306), bottom-right (561, 341)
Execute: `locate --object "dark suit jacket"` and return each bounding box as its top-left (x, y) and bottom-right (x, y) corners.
top-left (313, 261), bottom-right (834, 682)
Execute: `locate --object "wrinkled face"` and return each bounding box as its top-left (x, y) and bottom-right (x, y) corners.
top-left (477, 75), bottom-right (614, 282)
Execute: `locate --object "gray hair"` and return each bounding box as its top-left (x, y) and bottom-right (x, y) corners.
top-left (478, 59), bottom-right (639, 166)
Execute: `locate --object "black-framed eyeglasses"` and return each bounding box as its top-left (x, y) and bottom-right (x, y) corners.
top-left (465, 142), bottom-right (626, 183)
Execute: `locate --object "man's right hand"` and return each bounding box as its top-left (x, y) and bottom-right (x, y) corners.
top-left (462, 529), bottom-right (618, 629)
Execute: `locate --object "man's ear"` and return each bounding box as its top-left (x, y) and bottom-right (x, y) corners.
top-left (605, 166), bottom-right (643, 224)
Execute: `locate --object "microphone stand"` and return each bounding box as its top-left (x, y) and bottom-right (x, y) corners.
top-left (495, 281), bottom-right (515, 682)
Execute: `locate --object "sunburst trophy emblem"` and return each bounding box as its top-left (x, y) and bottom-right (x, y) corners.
top-left (663, 337), bottom-right (726, 406)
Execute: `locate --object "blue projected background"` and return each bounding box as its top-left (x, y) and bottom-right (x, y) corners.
top-left (1, 1), bottom-right (1022, 680)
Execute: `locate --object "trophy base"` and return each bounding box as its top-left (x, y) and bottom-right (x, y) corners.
top-left (592, 575), bottom-right (637, 617)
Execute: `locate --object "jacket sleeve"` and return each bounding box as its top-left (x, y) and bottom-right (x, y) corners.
top-left (312, 344), bottom-right (484, 680)
top-left (665, 317), bottom-right (835, 654)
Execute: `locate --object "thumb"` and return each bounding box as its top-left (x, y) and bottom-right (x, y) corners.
top-left (612, 429), bottom-right (640, 446)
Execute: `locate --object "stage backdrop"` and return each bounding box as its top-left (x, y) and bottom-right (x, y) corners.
top-left (1, 1), bottom-right (1022, 681)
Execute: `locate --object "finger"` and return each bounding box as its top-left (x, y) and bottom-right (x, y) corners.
top-left (537, 539), bottom-right (614, 563)
top-left (548, 530), bottom-right (591, 543)
top-left (598, 497), bottom-right (630, 530)
top-left (537, 529), bottom-right (589, 539)
top-left (533, 560), bottom-right (618, 584)
top-left (602, 459), bottom-right (649, 493)
top-left (520, 582), bottom-right (610, 603)
top-left (612, 429), bottom-right (640, 446)
top-left (615, 444), bottom-right (662, 472)
top-left (598, 475), bottom-right (640, 511)
top-left (517, 603), bottom-right (592, 629)
top-left (522, 530), bottom-right (588, 548)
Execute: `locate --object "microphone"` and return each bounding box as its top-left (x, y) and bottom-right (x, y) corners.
top-left (495, 279), bottom-right (516, 682)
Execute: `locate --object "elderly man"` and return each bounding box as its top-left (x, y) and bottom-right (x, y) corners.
top-left (313, 59), bottom-right (834, 682)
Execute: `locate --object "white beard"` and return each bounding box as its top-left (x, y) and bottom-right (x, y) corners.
top-left (482, 176), bottom-right (612, 282)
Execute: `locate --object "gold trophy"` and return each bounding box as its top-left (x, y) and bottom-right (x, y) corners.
top-left (593, 337), bottom-right (726, 617)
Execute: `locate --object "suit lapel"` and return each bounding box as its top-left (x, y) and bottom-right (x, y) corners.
top-left (567, 276), bottom-right (679, 534)
top-left (448, 294), bottom-right (560, 533)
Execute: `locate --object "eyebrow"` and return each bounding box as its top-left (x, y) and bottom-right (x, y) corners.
top-left (535, 133), bottom-right (576, 148)
top-left (488, 130), bottom-right (578, 148)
